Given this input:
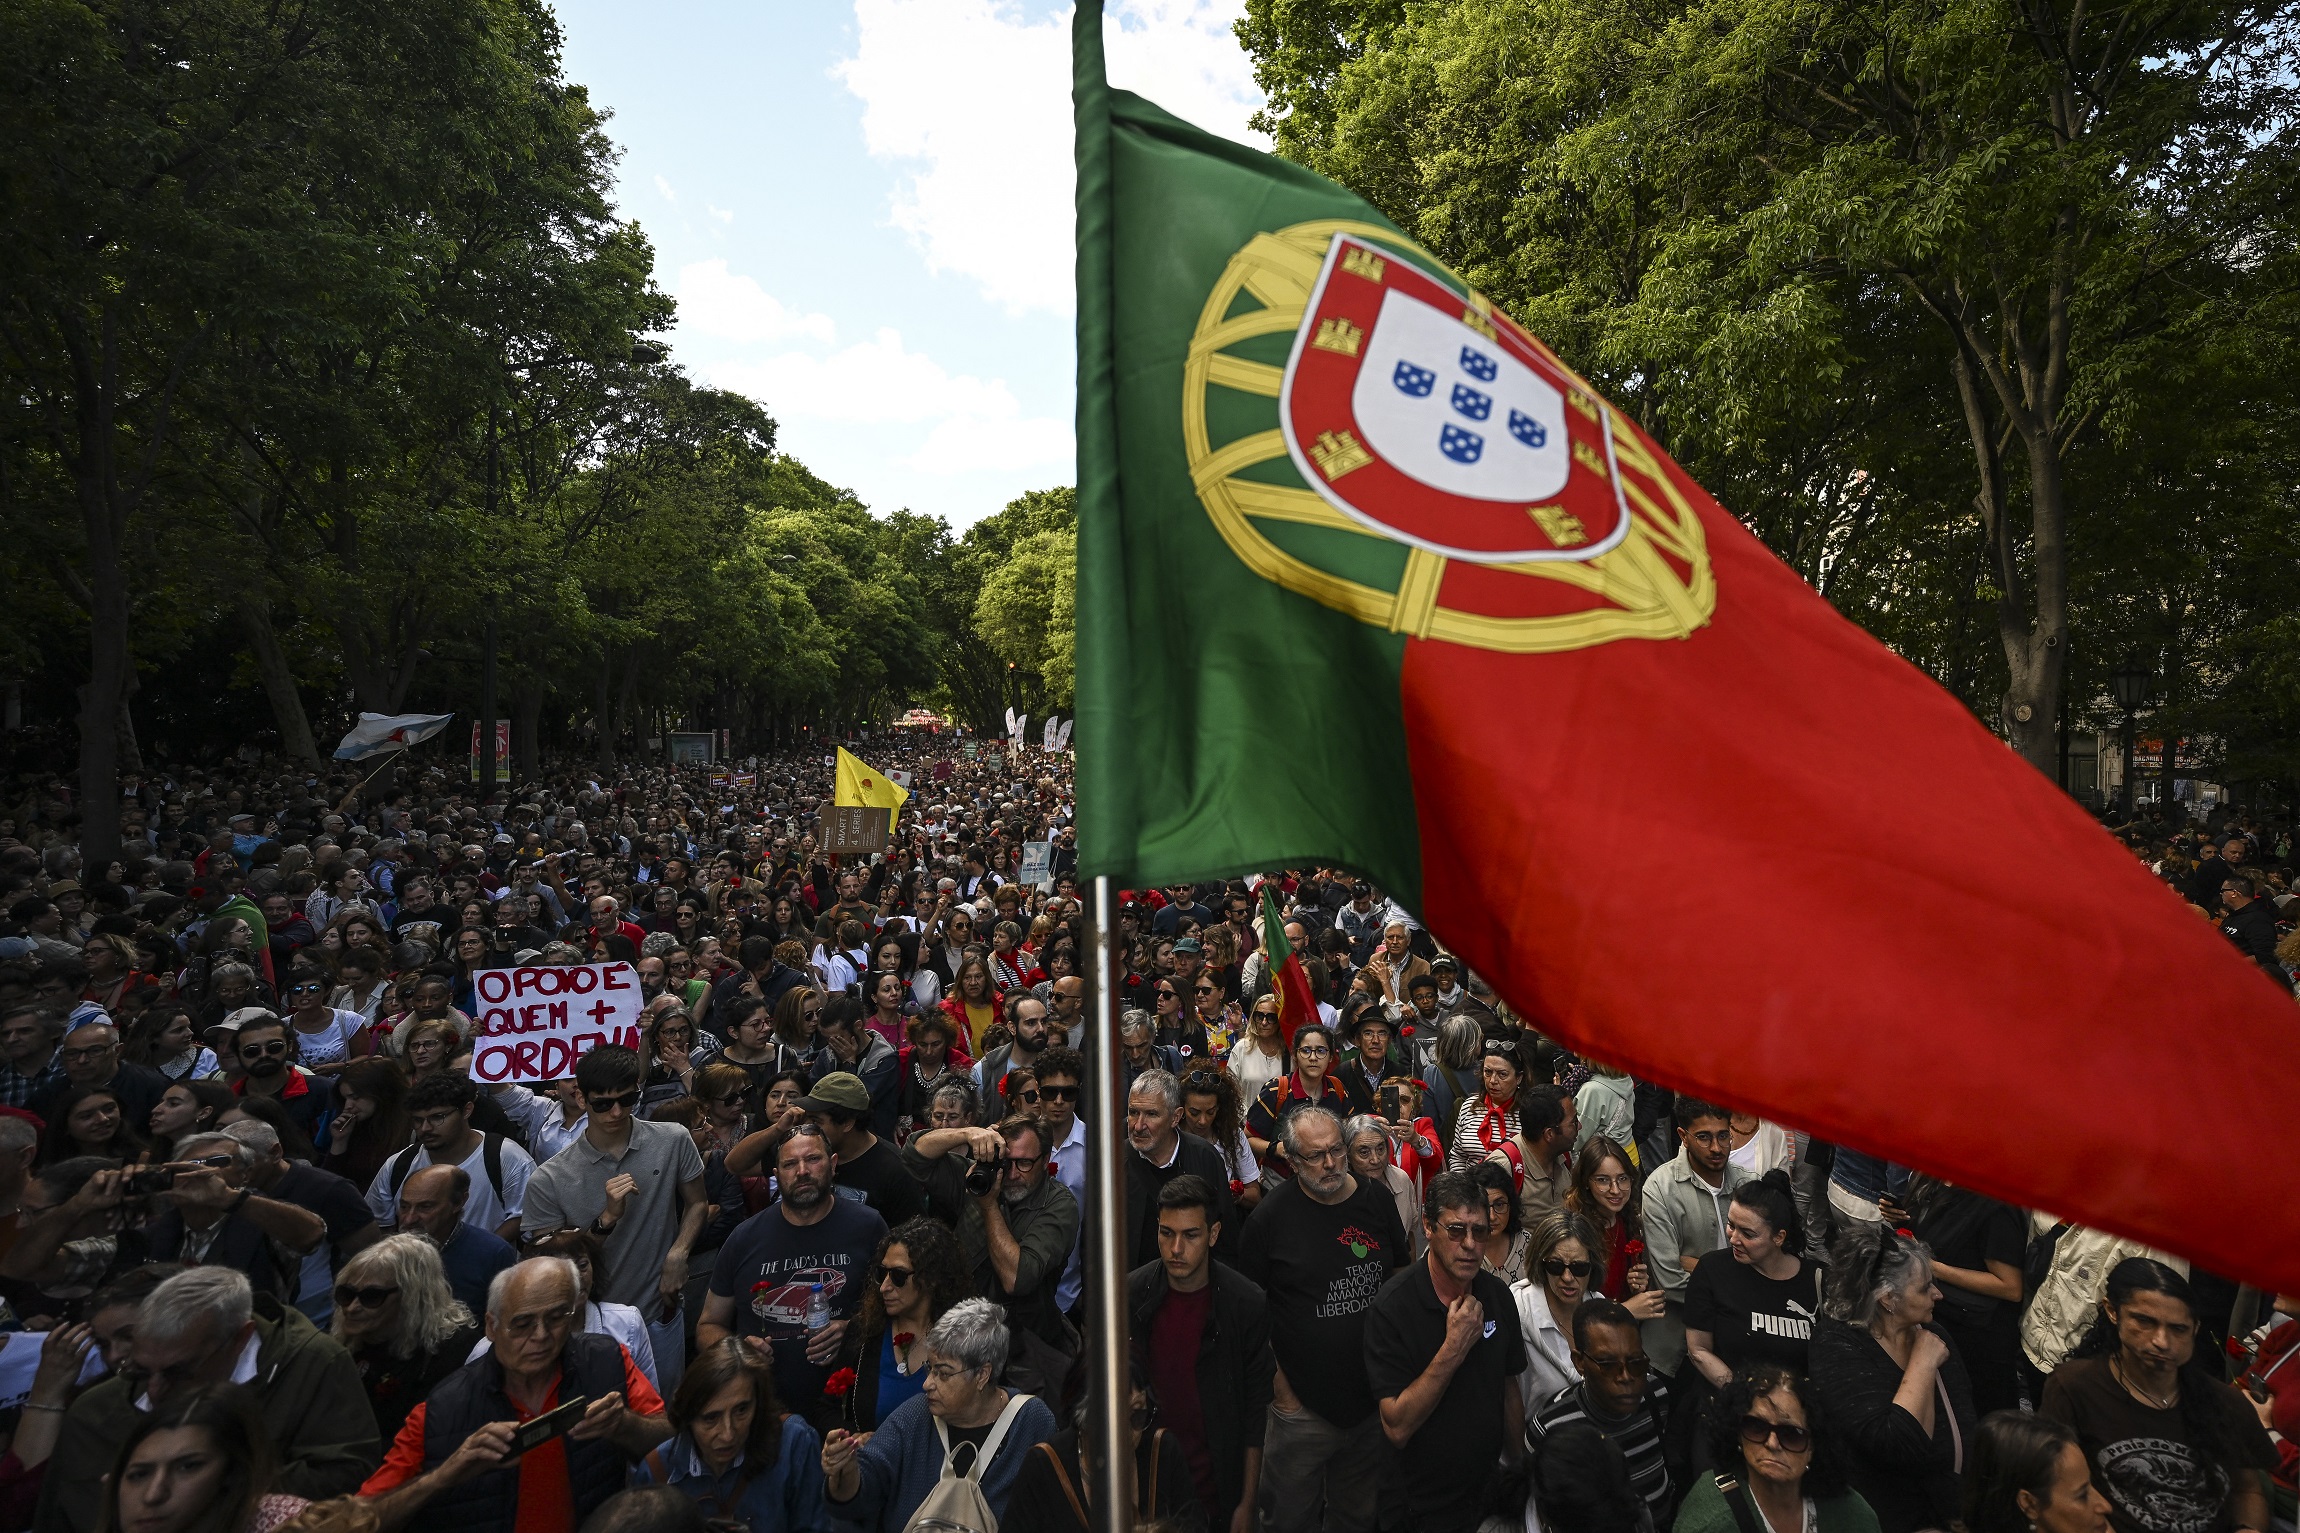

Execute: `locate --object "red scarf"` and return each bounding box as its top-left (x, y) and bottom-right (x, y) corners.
top-left (1474, 1094), bottom-right (1515, 1156)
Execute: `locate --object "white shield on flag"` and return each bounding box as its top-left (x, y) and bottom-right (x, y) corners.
top-left (1351, 289), bottom-right (1570, 505)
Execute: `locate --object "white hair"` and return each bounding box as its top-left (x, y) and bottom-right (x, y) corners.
top-left (175, 1132), bottom-right (253, 1172)
top-left (219, 1119), bottom-right (280, 1158)
top-left (142, 1267), bottom-right (252, 1350)
top-left (488, 1255), bottom-right (580, 1321)
top-left (927, 1298), bottom-right (1010, 1378)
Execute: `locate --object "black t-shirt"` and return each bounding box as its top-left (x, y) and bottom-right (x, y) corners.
top-left (835, 1136), bottom-right (926, 1229)
top-left (1911, 1188), bottom-right (2026, 1327)
top-left (709, 1198), bottom-right (888, 1416)
top-left (2041, 1356), bottom-right (2278, 1533)
top-left (1237, 1176), bottom-right (1408, 1425)
top-left (1364, 1259), bottom-right (1528, 1530)
top-left (1683, 1249), bottom-right (1821, 1375)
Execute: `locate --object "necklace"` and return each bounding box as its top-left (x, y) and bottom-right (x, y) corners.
top-left (2111, 1355), bottom-right (2179, 1410)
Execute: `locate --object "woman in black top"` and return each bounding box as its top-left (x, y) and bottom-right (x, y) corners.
top-left (331, 1232), bottom-right (484, 1444)
top-left (1685, 1169), bottom-right (1823, 1386)
top-left (1809, 1225), bottom-right (1979, 1533)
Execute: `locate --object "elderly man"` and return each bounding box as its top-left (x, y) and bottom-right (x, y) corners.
top-left (400, 1162), bottom-right (517, 1316)
top-left (361, 1257), bottom-right (668, 1532)
top-left (905, 1114), bottom-right (1080, 1347)
top-left (33, 1013), bottom-right (166, 1127)
top-left (38, 1266), bottom-right (380, 1531)
top-left (141, 1130), bottom-right (328, 1304)
top-left (1123, 1068), bottom-right (1237, 1270)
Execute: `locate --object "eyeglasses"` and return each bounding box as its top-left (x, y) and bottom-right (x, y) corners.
top-left (1037, 1083), bottom-right (1078, 1102)
top-left (1436, 1220), bottom-right (1491, 1244)
top-left (238, 1039), bottom-right (290, 1058)
top-left (1738, 1415), bottom-right (1812, 1452)
top-left (1293, 1044), bottom-right (1330, 1058)
top-left (59, 1042), bottom-right (118, 1063)
top-left (335, 1284), bottom-right (400, 1309)
top-left (1541, 1258), bottom-right (1597, 1278)
top-left (502, 1306), bottom-right (580, 1338)
top-left (586, 1090), bottom-right (642, 1114)
top-left (1589, 1173), bottom-right (1632, 1190)
top-left (1003, 1152), bottom-right (1043, 1170)
top-left (1578, 1351), bottom-right (1651, 1377)
top-left (1292, 1143), bottom-right (1345, 1166)
top-left (877, 1265), bottom-right (914, 1288)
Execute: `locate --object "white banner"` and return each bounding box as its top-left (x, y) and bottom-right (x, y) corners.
top-left (470, 961), bottom-right (643, 1084)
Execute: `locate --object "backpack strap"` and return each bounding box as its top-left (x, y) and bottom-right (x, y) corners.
top-left (384, 1142), bottom-right (422, 1200)
top-left (481, 1132), bottom-right (505, 1205)
top-left (1142, 1429), bottom-right (1163, 1516)
top-left (1037, 1441), bottom-right (1088, 1525)
top-left (966, 1391), bottom-right (1034, 1484)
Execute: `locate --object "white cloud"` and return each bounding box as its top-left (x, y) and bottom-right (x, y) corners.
top-left (696, 321), bottom-right (1072, 476)
top-left (654, 174), bottom-right (678, 202)
top-left (706, 204), bottom-right (735, 225)
top-left (675, 259), bottom-right (838, 346)
top-left (835, 0), bottom-right (1266, 316)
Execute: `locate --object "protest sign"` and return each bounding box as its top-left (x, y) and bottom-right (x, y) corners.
top-left (470, 961), bottom-right (642, 1085)
top-left (1019, 840), bottom-right (1053, 888)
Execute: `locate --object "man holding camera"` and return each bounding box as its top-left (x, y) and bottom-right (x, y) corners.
top-left (903, 1114), bottom-right (1080, 1348)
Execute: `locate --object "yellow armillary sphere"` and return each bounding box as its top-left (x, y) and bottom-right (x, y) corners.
top-left (1181, 219), bottom-right (1716, 653)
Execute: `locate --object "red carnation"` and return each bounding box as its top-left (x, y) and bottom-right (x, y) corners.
top-left (822, 1367), bottom-right (858, 1398)
top-left (893, 1333), bottom-right (916, 1349)
top-left (1892, 1226), bottom-right (1915, 1239)
top-left (1229, 1179), bottom-right (1246, 1199)
top-left (1624, 1238), bottom-right (1646, 1264)
top-left (1400, 1024), bottom-right (1416, 1037)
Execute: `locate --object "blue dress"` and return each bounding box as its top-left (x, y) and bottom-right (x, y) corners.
top-left (875, 1329), bottom-right (926, 1426)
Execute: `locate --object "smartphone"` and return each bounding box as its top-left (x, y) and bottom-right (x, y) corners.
top-left (509, 1395), bottom-right (589, 1456)
top-left (1380, 1083), bottom-right (1403, 1123)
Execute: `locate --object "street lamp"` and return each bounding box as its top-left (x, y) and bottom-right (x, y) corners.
top-left (2111, 662), bottom-right (2152, 817)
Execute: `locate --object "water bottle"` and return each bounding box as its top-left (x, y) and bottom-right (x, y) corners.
top-left (805, 1282), bottom-right (829, 1333)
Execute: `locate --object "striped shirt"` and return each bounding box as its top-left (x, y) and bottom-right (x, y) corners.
top-left (1530, 1379), bottom-right (1675, 1524)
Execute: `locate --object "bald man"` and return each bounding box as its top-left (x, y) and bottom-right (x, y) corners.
top-left (397, 1163), bottom-right (515, 1317)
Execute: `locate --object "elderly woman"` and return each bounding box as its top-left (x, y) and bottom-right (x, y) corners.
top-left (332, 1232), bottom-right (484, 1442)
top-left (1346, 1111), bottom-right (1425, 1257)
top-left (1515, 1211), bottom-right (1604, 1414)
top-left (1808, 1226), bottom-right (1979, 1533)
top-left (819, 1298), bottom-right (1056, 1531)
top-left (632, 1338), bottom-right (829, 1533)
top-left (1674, 1363), bottom-right (1881, 1533)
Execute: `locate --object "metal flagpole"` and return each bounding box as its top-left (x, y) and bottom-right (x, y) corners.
top-left (1086, 875), bottom-right (1134, 1521)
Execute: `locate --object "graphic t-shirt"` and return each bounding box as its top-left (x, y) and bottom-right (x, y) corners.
top-left (1237, 1176), bottom-right (1408, 1425)
top-left (710, 1197), bottom-right (888, 1412)
top-left (1684, 1249), bottom-right (1822, 1375)
top-left (2042, 1357), bottom-right (2277, 1533)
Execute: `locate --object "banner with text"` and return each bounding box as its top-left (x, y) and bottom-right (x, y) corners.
top-left (471, 961), bottom-right (642, 1084)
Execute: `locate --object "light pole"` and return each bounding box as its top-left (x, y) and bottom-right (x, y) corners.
top-left (2112, 662), bottom-right (2151, 818)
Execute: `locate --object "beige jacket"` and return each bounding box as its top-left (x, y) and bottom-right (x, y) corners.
top-left (2018, 1213), bottom-right (2189, 1374)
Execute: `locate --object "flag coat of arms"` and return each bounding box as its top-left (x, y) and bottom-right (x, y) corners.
top-left (1069, 6), bottom-right (2300, 1288)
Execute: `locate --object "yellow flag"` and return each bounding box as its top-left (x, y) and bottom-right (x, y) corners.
top-left (834, 747), bottom-right (909, 825)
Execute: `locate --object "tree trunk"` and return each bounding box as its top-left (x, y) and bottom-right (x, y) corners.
top-left (595, 662), bottom-right (617, 768)
top-left (514, 681), bottom-right (544, 781)
top-left (240, 592), bottom-right (320, 764)
top-left (77, 485), bottom-right (128, 872)
top-left (1997, 426), bottom-right (2068, 772)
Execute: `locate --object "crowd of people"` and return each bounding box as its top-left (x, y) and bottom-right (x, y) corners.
top-left (0, 743), bottom-right (2290, 1533)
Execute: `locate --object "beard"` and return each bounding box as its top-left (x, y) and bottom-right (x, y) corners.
top-left (782, 1174), bottom-right (831, 1211)
top-left (243, 1057), bottom-right (286, 1079)
top-left (1001, 1177), bottom-right (1034, 1207)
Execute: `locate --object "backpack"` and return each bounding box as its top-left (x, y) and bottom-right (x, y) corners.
top-left (903, 1391), bottom-right (1032, 1533)
top-left (386, 1133), bottom-right (507, 1210)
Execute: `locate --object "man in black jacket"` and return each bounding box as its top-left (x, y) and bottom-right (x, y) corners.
top-left (1132, 1174), bottom-right (1274, 1533)
top-left (2218, 874), bottom-right (2288, 986)
top-left (1123, 1068), bottom-right (1236, 1268)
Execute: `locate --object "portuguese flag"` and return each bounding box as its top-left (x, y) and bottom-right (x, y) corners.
top-left (1258, 882), bottom-right (1318, 1047)
top-left (1070, 8), bottom-right (2300, 1288)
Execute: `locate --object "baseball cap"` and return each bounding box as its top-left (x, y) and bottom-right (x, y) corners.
top-left (1171, 937), bottom-right (1202, 955)
top-left (215, 1006), bottom-right (281, 1036)
top-left (797, 1071), bottom-right (871, 1116)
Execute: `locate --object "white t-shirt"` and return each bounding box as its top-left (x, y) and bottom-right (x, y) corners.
top-left (289, 1008), bottom-right (367, 1068)
top-left (366, 1131), bottom-right (535, 1233)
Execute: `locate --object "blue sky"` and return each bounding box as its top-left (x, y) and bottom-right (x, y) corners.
top-left (551, 0), bottom-right (1267, 528)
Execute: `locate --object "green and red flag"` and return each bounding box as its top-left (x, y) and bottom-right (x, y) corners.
top-left (1257, 881), bottom-right (1318, 1047)
top-left (1070, 8), bottom-right (2300, 1288)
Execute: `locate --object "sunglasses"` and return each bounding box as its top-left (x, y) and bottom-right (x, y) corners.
top-left (239, 1039), bottom-right (290, 1058)
top-left (1154, 987), bottom-right (1177, 998)
top-left (877, 1265), bottom-right (914, 1288)
top-left (335, 1284), bottom-right (399, 1309)
top-left (1037, 1083), bottom-right (1079, 1102)
top-left (1738, 1415), bottom-right (1812, 1452)
top-left (1541, 1258), bottom-right (1597, 1278)
top-left (289, 981), bottom-right (328, 994)
top-left (586, 1090), bottom-right (642, 1113)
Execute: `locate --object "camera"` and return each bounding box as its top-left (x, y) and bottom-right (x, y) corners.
top-left (964, 1155), bottom-right (1008, 1197)
top-left (126, 1166), bottom-right (179, 1195)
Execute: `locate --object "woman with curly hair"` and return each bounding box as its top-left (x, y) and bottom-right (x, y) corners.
top-left (1674, 1362), bottom-right (1879, 1533)
top-left (840, 1217), bottom-right (976, 1429)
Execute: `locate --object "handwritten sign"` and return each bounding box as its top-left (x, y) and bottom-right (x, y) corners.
top-left (470, 961), bottom-right (642, 1084)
